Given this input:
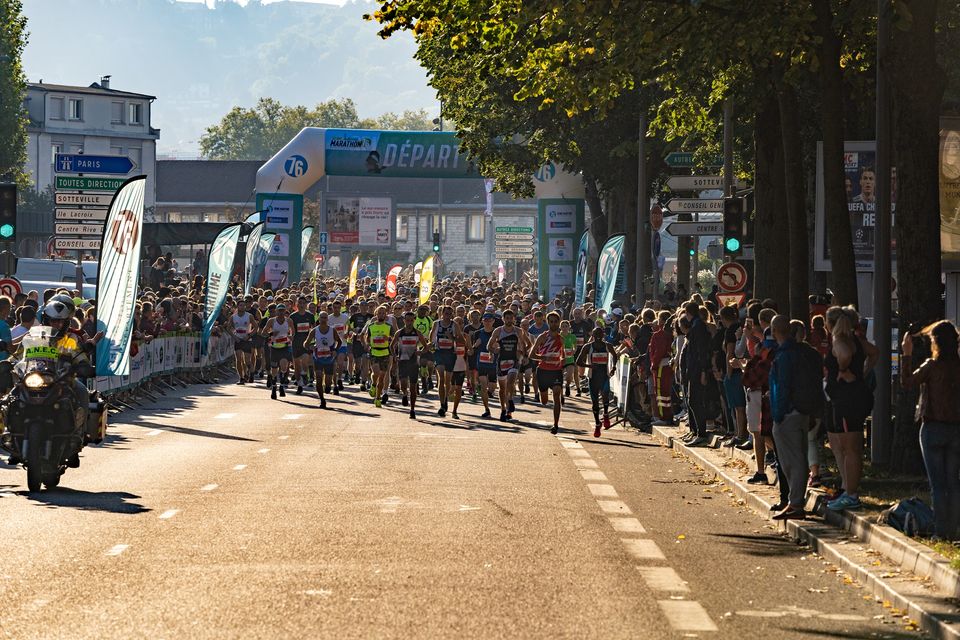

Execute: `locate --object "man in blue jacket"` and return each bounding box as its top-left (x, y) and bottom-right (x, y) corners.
top-left (768, 315), bottom-right (810, 520)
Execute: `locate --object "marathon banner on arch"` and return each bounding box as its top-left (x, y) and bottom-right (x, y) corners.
top-left (348, 255), bottom-right (359, 299)
top-left (95, 175), bottom-right (146, 376)
top-left (244, 222), bottom-right (265, 295)
top-left (386, 264), bottom-right (403, 298)
top-left (203, 223), bottom-right (242, 353)
top-left (595, 234), bottom-right (625, 313)
top-left (419, 256), bottom-right (435, 305)
top-left (248, 231), bottom-right (275, 295)
top-left (300, 225), bottom-right (314, 268)
top-left (575, 230), bottom-right (590, 305)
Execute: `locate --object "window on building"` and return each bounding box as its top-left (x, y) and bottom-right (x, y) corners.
top-left (50, 143), bottom-right (62, 164)
top-left (128, 147), bottom-right (142, 168)
top-left (128, 103), bottom-right (142, 125)
top-left (110, 146), bottom-right (123, 156)
top-left (466, 214), bottom-right (486, 243)
top-left (396, 215), bottom-right (409, 242)
top-left (67, 98), bottom-right (83, 121)
top-left (111, 101), bottom-right (124, 124)
top-left (430, 214), bottom-right (447, 241)
top-left (49, 97), bottom-right (64, 120)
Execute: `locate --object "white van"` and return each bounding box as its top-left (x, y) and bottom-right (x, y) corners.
top-left (13, 258), bottom-right (97, 299)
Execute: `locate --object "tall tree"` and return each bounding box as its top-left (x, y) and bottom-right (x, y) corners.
top-left (0, 0), bottom-right (28, 184)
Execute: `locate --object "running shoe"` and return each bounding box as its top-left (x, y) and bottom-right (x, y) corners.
top-left (296, 384), bottom-right (303, 395)
top-left (375, 398), bottom-right (382, 408)
top-left (237, 379), bottom-right (245, 385)
top-left (409, 409), bottom-right (416, 419)
top-left (481, 410), bottom-right (491, 418)
top-left (603, 415), bottom-right (611, 430)
top-left (271, 386), bottom-right (278, 400)
top-left (320, 398), bottom-right (327, 409)
top-left (381, 392), bottom-right (388, 404)
top-left (508, 399), bottom-right (516, 413)
top-left (333, 386), bottom-right (339, 396)
top-left (402, 396), bottom-right (409, 406)
top-left (499, 411), bottom-right (507, 422)
top-left (278, 385), bottom-right (286, 398)
top-left (827, 494), bottom-right (862, 511)
top-left (369, 385), bottom-right (377, 398)
top-left (594, 423), bottom-right (602, 438)
top-left (550, 425), bottom-right (559, 435)
top-left (808, 475), bottom-right (823, 488)
top-left (452, 411), bottom-right (460, 419)
top-left (746, 472), bottom-right (768, 485)
top-left (438, 407), bottom-right (446, 417)
top-left (735, 437), bottom-right (754, 450)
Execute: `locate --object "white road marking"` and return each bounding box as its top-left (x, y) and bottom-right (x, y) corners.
top-left (637, 567), bottom-right (690, 592)
top-left (233, 464), bottom-right (247, 471)
top-left (573, 458), bottom-right (599, 469)
top-left (105, 544), bottom-right (129, 557)
top-left (380, 497), bottom-right (403, 513)
top-left (258, 448), bottom-right (270, 454)
top-left (146, 429), bottom-right (162, 437)
top-left (609, 517), bottom-right (646, 533)
top-left (458, 505), bottom-right (482, 512)
top-left (158, 509), bottom-right (180, 520)
top-left (200, 484), bottom-right (218, 492)
top-left (579, 470), bottom-right (608, 481)
top-left (621, 538), bottom-right (666, 560)
top-left (559, 440), bottom-right (583, 449)
top-left (282, 414), bottom-right (302, 420)
top-left (214, 413), bottom-right (236, 420)
top-left (302, 589), bottom-right (333, 597)
top-left (566, 448), bottom-right (591, 459)
top-left (278, 435), bottom-right (290, 440)
top-left (587, 484), bottom-right (618, 498)
top-left (596, 499), bottom-right (632, 514)
top-left (657, 600), bottom-right (718, 632)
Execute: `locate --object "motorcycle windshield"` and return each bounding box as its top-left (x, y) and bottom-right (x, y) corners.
top-left (19, 327), bottom-right (61, 371)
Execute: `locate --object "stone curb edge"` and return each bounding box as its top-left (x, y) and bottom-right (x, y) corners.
top-left (650, 425), bottom-right (960, 640)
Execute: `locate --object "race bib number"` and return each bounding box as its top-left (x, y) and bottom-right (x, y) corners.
top-left (564, 347), bottom-right (575, 358)
top-left (591, 353), bottom-right (609, 365)
top-left (296, 323), bottom-right (311, 333)
top-left (479, 352), bottom-right (493, 364)
top-left (499, 359), bottom-right (515, 371)
top-left (456, 345), bottom-right (466, 357)
top-left (372, 335), bottom-right (388, 347)
top-left (315, 345), bottom-right (332, 358)
top-left (438, 338), bottom-right (454, 350)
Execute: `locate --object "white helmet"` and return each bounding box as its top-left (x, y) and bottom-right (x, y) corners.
top-left (44, 294), bottom-right (76, 321)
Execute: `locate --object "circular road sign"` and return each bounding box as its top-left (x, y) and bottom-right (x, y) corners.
top-left (0, 276), bottom-right (23, 298)
top-left (716, 262), bottom-right (747, 293)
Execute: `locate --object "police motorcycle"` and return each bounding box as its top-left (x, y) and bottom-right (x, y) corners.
top-left (0, 295), bottom-right (107, 492)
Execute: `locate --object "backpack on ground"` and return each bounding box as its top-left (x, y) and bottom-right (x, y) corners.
top-left (789, 342), bottom-right (825, 417)
top-left (878, 498), bottom-right (936, 538)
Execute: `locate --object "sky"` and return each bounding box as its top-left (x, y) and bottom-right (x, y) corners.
top-left (177, 0), bottom-right (348, 6)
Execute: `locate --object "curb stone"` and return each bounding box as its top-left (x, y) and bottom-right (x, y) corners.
top-left (651, 425), bottom-right (960, 639)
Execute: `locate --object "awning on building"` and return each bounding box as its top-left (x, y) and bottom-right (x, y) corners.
top-left (143, 222), bottom-right (230, 247)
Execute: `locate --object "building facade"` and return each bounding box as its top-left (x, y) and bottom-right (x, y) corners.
top-left (23, 77), bottom-right (159, 252)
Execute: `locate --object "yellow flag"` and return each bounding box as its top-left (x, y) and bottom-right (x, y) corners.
top-left (348, 255), bottom-right (359, 299)
top-left (419, 256), bottom-right (434, 305)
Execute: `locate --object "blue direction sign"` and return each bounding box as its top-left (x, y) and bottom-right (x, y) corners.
top-left (318, 232), bottom-right (328, 244)
top-left (55, 154), bottom-right (135, 175)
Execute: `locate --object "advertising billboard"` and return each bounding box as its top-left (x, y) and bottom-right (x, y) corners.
top-left (323, 195), bottom-right (395, 249)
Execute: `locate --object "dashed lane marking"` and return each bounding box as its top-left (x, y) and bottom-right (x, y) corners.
top-left (158, 509), bottom-right (180, 520)
top-left (559, 440), bottom-right (583, 449)
top-left (566, 448), bottom-right (591, 459)
top-left (587, 484), bottom-right (618, 498)
top-left (572, 458), bottom-right (599, 469)
top-left (105, 544), bottom-right (129, 557)
top-left (637, 567), bottom-right (690, 592)
top-left (200, 484), bottom-right (218, 492)
top-left (146, 430), bottom-right (162, 437)
top-left (596, 499), bottom-right (632, 515)
top-left (609, 517), bottom-right (646, 533)
top-left (278, 435), bottom-right (290, 440)
top-left (580, 470), bottom-right (608, 482)
top-left (621, 538), bottom-right (666, 560)
top-left (214, 413), bottom-right (236, 420)
top-left (233, 464), bottom-right (247, 471)
top-left (258, 448), bottom-right (271, 454)
top-left (282, 414), bottom-right (302, 420)
top-left (657, 600), bottom-right (718, 632)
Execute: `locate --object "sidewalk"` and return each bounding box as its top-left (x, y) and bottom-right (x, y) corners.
top-left (649, 424), bottom-right (960, 639)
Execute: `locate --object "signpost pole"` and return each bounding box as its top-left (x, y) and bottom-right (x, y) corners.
top-left (636, 109), bottom-right (648, 305)
top-left (872, 0), bottom-right (892, 466)
top-left (75, 153), bottom-right (84, 293)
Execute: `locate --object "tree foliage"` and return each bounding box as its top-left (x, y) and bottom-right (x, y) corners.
top-left (0, 0), bottom-right (28, 184)
top-left (200, 97), bottom-right (435, 160)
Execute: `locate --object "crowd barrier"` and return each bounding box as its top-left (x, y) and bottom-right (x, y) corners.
top-left (93, 331), bottom-right (235, 396)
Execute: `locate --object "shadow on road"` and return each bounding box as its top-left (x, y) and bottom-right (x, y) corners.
top-left (24, 488), bottom-right (151, 514)
top-left (125, 422), bottom-right (259, 442)
top-left (583, 437), bottom-right (659, 449)
top-left (709, 532), bottom-right (806, 557)
top-left (782, 627), bottom-right (928, 639)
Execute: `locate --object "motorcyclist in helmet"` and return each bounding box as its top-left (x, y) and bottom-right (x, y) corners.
top-left (44, 295), bottom-right (94, 457)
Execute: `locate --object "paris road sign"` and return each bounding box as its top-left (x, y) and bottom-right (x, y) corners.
top-left (665, 221), bottom-right (723, 236)
top-left (55, 154), bottom-right (134, 175)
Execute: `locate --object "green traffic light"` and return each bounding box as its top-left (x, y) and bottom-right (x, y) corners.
top-left (433, 244), bottom-right (440, 252)
top-left (725, 237), bottom-right (741, 252)
top-left (688, 248), bottom-right (695, 256)
top-left (0, 224), bottom-right (14, 238)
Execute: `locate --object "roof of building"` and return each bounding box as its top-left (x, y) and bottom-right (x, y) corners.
top-left (27, 82), bottom-right (156, 100)
top-left (156, 159), bottom-right (538, 207)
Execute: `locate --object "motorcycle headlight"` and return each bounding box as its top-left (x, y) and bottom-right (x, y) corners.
top-left (24, 372), bottom-right (52, 389)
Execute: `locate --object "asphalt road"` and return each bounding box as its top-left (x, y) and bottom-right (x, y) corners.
top-left (0, 375), bottom-right (923, 639)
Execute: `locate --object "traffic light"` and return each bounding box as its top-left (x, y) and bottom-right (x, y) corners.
top-left (688, 247), bottom-right (695, 257)
top-left (432, 229), bottom-right (441, 253)
top-left (0, 184), bottom-right (15, 243)
top-left (723, 196), bottom-right (744, 256)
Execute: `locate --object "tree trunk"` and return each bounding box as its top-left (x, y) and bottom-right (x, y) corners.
top-left (753, 92), bottom-right (790, 309)
top-left (889, 0), bottom-right (946, 473)
top-left (778, 83), bottom-right (811, 319)
top-left (813, 0), bottom-right (859, 306)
